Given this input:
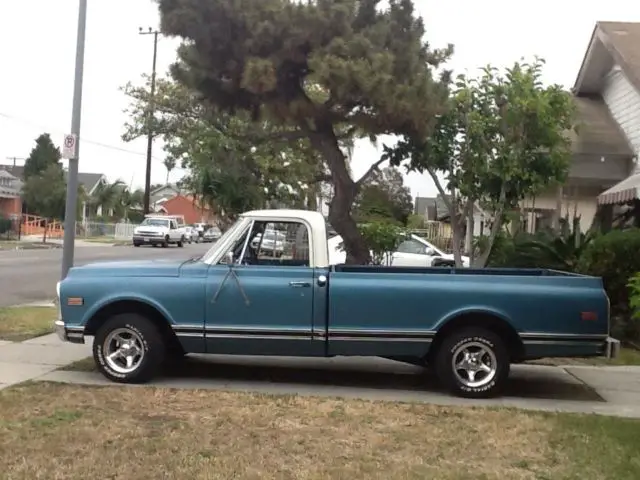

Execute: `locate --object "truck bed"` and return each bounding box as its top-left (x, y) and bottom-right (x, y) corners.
top-left (332, 265), bottom-right (586, 277)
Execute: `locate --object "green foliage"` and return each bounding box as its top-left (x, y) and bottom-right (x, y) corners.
top-left (359, 221), bottom-right (405, 265)
top-left (0, 217), bottom-right (12, 236)
top-left (386, 58), bottom-right (576, 267)
top-left (354, 167), bottom-right (412, 225)
top-left (155, 0), bottom-right (452, 264)
top-left (628, 273), bottom-right (640, 326)
top-left (122, 76), bottom-right (325, 226)
top-left (406, 214), bottom-right (425, 229)
top-left (489, 217), bottom-right (594, 271)
top-left (21, 164), bottom-right (66, 221)
top-left (23, 133), bottom-right (61, 180)
top-left (578, 229), bottom-right (640, 341)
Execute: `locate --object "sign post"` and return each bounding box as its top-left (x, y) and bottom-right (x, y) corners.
top-left (62, 134), bottom-right (77, 159)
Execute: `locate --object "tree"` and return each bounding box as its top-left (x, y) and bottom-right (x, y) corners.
top-left (354, 167), bottom-right (413, 225)
top-left (22, 163), bottom-right (66, 240)
top-left (386, 58), bottom-right (575, 267)
top-left (23, 133), bottom-right (61, 180)
top-left (122, 76), bottom-right (328, 227)
top-left (155, 0), bottom-right (452, 264)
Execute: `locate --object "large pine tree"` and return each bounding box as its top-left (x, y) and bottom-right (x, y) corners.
top-left (23, 133), bottom-right (62, 180)
top-left (156, 0), bottom-right (452, 263)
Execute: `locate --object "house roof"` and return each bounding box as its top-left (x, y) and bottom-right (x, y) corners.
top-left (74, 172), bottom-right (105, 193)
top-left (0, 164), bottom-right (105, 193)
top-left (574, 21), bottom-right (640, 95)
top-left (569, 95), bottom-right (634, 156)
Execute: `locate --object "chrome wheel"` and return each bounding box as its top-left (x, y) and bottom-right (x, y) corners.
top-left (103, 327), bottom-right (145, 374)
top-left (451, 341), bottom-right (497, 389)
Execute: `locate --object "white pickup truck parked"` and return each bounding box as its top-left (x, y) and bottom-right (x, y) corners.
top-left (132, 215), bottom-right (186, 248)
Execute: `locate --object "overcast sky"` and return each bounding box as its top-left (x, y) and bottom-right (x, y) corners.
top-left (1, 0), bottom-right (640, 198)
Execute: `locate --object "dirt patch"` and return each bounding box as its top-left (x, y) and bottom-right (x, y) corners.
top-left (1, 382), bottom-right (638, 479)
top-left (0, 306), bottom-right (56, 341)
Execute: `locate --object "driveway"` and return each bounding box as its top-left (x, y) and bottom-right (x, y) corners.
top-left (0, 242), bottom-right (212, 307)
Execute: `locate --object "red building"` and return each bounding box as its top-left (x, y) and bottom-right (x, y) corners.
top-left (157, 194), bottom-right (216, 225)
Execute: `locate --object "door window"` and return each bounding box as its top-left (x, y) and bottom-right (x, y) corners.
top-left (220, 220), bottom-right (311, 267)
top-left (396, 239), bottom-right (427, 255)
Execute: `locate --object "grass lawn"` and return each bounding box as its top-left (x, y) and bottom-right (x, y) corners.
top-left (0, 306), bottom-right (56, 341)
top-left (0, 382), bottom-right (639, 479)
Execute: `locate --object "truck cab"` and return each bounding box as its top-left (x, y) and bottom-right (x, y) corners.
top-left (56, 209), bottom-right (618, 399)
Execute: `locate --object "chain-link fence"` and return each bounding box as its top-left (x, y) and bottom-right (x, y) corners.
top-left (74, 222), bottom-right (135, 241)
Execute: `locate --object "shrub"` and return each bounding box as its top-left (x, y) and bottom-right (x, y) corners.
top-left (0, 217), bottom-right (12, 237)
top-left (359, 221), bottom-right (404, 265)
top-left (577, 228), bottom-right (640, 341)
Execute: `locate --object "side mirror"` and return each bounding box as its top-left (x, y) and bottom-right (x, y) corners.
top-left (225, 251), bottom-right (234, 265)
top-left (424, 247), bottom-right (436, 256)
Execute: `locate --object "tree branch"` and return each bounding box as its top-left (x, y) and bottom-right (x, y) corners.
top-left (355, 157), bottom-right (388, 186)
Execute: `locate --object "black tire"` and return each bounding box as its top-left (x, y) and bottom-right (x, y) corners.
top-left (133, 243), bottom-right (141, 247)
top-left (162, 236), bottom-right (169, 248)
top-left (177, 236), bottom-right (184, 248)
top-left (434, 327), bottom-right (510, 399)
top-left (93, 313), bottom-right (166, 384)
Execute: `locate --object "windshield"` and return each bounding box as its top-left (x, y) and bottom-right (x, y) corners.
top-left (140, 218), bottom-right (169, 227)
top-left (201, 218), bottom-right (247, 263)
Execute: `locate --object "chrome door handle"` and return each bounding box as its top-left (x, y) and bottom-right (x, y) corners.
top-left (289, 281), bottom-right (311, 288)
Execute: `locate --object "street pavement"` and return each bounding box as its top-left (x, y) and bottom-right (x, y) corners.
top-left (0, 242), bottom-right (212, 307)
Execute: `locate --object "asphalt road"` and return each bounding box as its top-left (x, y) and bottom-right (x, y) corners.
top-left (0, 242), bottom-right (213, 307)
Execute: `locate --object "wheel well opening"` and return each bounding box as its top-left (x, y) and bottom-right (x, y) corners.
top-left (84, 300), bottom-right (177, 345)
top-left (429, 313), bottom-right (524, 362)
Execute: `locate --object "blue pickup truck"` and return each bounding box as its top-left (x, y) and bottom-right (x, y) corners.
top-left (55, 209), bottom-right (618, 398)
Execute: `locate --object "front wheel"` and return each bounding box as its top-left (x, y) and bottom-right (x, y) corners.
top-left (434, 327), bottom-right (509, 399)
top-left (93, 313), bottom-right (166, 383)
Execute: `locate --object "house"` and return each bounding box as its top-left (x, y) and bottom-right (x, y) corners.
top-left (522, 21), bottom-right (640, 234)
top-left (156, 193), bottom-right (216, 224)
top-left (0, 164), bottom-right (109, 221)
top-left (0, 170), bottom-right (22, 218)
top-left (150, 183), bottom-right (182, 211)
top-left (414, 195), bottom-right (490, 236)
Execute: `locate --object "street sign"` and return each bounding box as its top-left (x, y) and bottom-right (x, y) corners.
top-left (62, 133), bottom-right (77, 159)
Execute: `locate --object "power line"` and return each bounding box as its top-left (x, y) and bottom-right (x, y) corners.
top-left (0, 111), bottom-right (184, 169)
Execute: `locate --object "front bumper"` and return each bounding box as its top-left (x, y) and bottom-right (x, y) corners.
top-left (605, 336), bottom-right (620, 359)
top-left (54, 320), bottom-right (86, 344)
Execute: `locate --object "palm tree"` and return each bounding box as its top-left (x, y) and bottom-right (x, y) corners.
top-left (88, 180), bottom-right (126, 220)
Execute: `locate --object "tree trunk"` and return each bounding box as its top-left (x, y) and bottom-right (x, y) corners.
top-left (309, 128), bottom-right (370, 265)
top-left (464, 199), bottom-right (474, 256)
top-left (475, 210), bottom-right (504, 268)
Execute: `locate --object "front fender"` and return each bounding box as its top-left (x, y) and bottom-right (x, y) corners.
top-left (78, 293), bottom-right (177, 327)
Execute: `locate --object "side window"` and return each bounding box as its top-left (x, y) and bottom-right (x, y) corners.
top-left (396, 239), bottom-right (426, 255)
top-left (170, 220), bottom-right (177, 230)
top-left (245, 221), bottom-right (310, 267)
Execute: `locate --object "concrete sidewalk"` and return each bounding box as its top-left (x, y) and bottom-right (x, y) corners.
top-left (3, 333), bottom-right (640, 419)
top-left (0, 333), bottom-right (91, 390)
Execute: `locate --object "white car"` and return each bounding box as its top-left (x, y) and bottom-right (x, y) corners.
top-left (183, 226), bottom-right (198, 244)
top-left (250, 229), bottom-right (287, 257)
top-left (132, 217), bottom-right (185, 248)
top-left (328, 233), bottom-right (470, 267)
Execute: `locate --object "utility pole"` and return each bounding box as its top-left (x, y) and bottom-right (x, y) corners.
top-left (5, 157), bottom-right (26, 168)
top-left (139, 27), bottom-right (160, 214)
top-left (61, 0), bottom-right (87, 280)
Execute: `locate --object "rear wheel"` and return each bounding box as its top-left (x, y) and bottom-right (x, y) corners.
top-left (177, 236), bottom-right (184, 248)
top-left (93, 313), bottom-right (166, 383)
top-left (133, 242), bottom-right (140, 247)
top-left (434, 327), bottom-right (510, 399)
